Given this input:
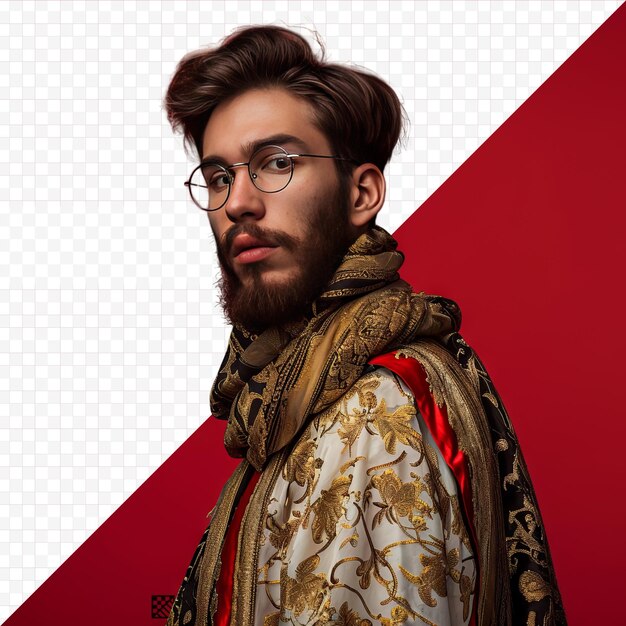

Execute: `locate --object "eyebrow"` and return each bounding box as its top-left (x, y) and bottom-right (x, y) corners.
top-left (200, 133), bottom-right (310, 166)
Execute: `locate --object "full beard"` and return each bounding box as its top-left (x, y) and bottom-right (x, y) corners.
top-left (215, 181), bottom-right (354, 333)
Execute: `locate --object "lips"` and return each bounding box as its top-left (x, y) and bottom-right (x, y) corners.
top-left (231, 233), bottom-right (278, 258)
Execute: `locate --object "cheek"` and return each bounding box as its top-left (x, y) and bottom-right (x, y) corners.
top-left (267, 195), bottom-right (305, 236)
top-left (278, 186), bottom-right (329, 233)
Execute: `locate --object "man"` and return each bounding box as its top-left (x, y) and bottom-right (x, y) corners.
top-left (163, 25), bottom-right (565, 626)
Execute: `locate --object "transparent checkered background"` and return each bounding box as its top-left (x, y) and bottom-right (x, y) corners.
top-left (0, 0), bottom-right (621, 619)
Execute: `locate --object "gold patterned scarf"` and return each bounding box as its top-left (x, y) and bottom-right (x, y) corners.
top-left (209, 226), bottom-right (457, 471)
top-left (167, 226), bottom-right (565, 626)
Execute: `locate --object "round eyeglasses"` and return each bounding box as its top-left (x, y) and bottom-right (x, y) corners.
top-left (184, 144), bottom-right (358, 212)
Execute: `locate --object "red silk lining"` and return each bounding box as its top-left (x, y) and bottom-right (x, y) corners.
top-left (214, 468), bottom-right (260, 626)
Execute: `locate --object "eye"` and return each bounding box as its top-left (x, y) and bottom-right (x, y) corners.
top-left (207, 170), bottom-right (230, 191)
top-left (261, 155), bottom-right (292, 173)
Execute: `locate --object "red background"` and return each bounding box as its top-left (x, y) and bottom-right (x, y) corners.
top-left (5, 5), bottom-right (626, 625)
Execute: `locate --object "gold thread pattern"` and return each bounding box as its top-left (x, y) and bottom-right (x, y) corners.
top-left (254, 369), bottom-right (476, 625)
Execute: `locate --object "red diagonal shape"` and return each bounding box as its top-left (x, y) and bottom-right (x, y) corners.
top-left (395, 6), bottom-right (626, 623)
top-left (5, 6), bottom-right (626, 625)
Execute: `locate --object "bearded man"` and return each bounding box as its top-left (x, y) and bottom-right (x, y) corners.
top-left (163, 25), bottom-right (565, 626)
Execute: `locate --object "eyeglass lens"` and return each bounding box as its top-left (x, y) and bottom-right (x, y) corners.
top-left (189, 146), bottom-right (294, 211)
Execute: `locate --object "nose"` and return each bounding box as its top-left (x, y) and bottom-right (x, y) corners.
top-left (223, 165), bottom-right (266, 223)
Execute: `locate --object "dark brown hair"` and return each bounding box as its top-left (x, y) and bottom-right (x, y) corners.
top-left (163, 25), bottom-right (408, 179)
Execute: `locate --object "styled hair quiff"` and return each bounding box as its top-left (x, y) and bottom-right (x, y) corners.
top-left (163, 25), bottom-right (408, 179)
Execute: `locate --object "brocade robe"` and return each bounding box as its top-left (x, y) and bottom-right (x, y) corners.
top-left (168, 227), bottom-right (565, 626)
top-left (219, 364), bottom-right (476, 625)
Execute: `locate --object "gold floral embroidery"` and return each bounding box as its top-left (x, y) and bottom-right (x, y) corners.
top-left (280, 555), bottom-right (328, 617)
top-left (336, 380), bottom-right (423, 458)
top-left (309, 474), bottom-right (353, 543)
top-left (519, 570), bottom-right (551, 603)
top-left (334, 601), bottom-right (373, 625)
top-left (263, 612), bottom-right (280, 626)
top-left (282, 429), bottom-right (323, 505)
top-left (399, 541), bottom-right (458, 606)
top-left (372, 398), bottom-right (421, 454)
top-left (266, 512), bottom-right (302, 559)
top-left (283, 435), bottom-right (317, 487)
top-left (370, 469), bottom-right (432, 530)
top-left (256, 369), bottom-right (476, 625)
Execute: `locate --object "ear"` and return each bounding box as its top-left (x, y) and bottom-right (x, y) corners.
top-left (347, 163), bottom-right (386, 228)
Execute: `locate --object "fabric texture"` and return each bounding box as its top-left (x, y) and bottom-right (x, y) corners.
top-left (253, 365), bottom-right (477, 625)
top-left (214, 469), bottom-right (260, 626)
top-left (167, 226), bottom-right (566, 626)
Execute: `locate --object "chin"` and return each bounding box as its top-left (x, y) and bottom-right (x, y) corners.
top-left (240, 264), bottom-right (300, 287)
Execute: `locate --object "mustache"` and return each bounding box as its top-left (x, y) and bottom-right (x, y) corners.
top-left (220, 223), bottom-right (299, 258)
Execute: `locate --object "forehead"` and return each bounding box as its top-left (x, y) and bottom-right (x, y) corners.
top-left (201, 87), bottom-right (330, 162)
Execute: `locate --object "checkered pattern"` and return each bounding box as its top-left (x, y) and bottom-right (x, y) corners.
top-left (0, 0), bottom-right (621, 620)
top-left (151, 594), bottom-right (175, 619)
